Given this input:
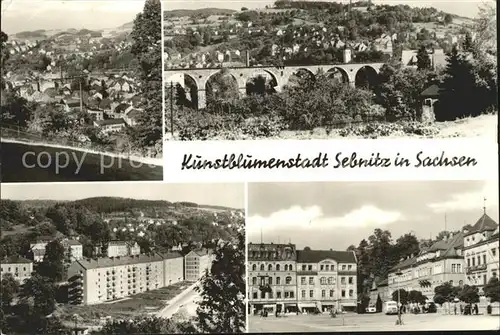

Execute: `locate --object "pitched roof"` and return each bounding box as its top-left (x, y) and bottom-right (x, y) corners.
top-left (94, 118), bottom-right (126, 126)
top-left (63, 239), bottom-right (82, 246)
top-left (296, 250), bottom-right (356, 263)
top-left (421, 84), bottom-right (443, 98)
top-left (2, 256), bottom-right (32, 264)
top-left (464, 213), bottom-right (498, 237)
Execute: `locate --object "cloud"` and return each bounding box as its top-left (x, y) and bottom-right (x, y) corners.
top-left (427, 181), bottom-right (498, 213)
top-left (247, 205), bottom-right (403, 234)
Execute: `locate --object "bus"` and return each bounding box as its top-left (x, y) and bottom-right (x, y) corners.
top-left (383, 301), bottom-right (399, 315)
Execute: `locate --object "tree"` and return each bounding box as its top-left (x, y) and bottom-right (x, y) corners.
top-left (458, 285), bottom-right (480, 304)
top-left (463, 32), bottom-right (474, 52)
top-left (434, 282), bottom-right (460, 303)
top-left (443, 14), bottom-right (453, 25)
top-left (97, 316), bottom-right (195, 334)
top-left (394, 233), bottom-right (420, 260)
top-left (408, 290), bottom-right (426, 304)
top-left (484, 276), bottom-right (500, 302)
top-left (38, 240), bottom-right (65, 281)
top-left (129, 0), bottom-right (162, 155)
top-left (391, 289), bottom-right (409, 305)
top-left (304, 246), bottom-right (311, 251)
top-left (195, 232), bottom-right (245, 333)
top-left (19, 274), bottom-right (57, 317)
top-left (0, 273), bottom-right (20, 309)
top-left (416, 46), bottom-right (431, 70)
top-left (375, 294), bottom-right (383, 312)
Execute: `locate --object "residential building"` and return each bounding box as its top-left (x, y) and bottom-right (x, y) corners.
top-left (161, 251), bottom-right (184, 286)
top-left (93, 118), bottom-right (126, 133)
top-left (100, 241), bottom-right (141, 258)
top-left (1, 256), bottom-right (33, 283)
top-left (61, 239), bottom-right (84, 262)
top-left (248, 243), bottom-right (298, 315)
top-left (463, 212), bottom-right (499, 291)
top-left (184, 248), bottom-right (213, 281)
top-left (30, 236), bottom-right (53, 262)
top-left (388, 232), bottom-right (466, 300)
top-left (248, 243), bottom-right (357, 315)
top-left (67, 254), bottom-right (165, 305)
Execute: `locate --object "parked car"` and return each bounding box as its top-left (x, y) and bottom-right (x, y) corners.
top-left (366, 305), bottom-right (377, 313)
top-left (383, 301), bottom-right (399, 315)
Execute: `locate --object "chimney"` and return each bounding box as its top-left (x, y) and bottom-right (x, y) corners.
top-left (245, 50), bottom-right (250, 67)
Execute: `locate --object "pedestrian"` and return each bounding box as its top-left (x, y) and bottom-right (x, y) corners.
top-left (474, 304), bottom-right (479, 315)
top-left (454, 304), bottom-right (457, 315)
top-left (460, 304), bottom-right (463, 315)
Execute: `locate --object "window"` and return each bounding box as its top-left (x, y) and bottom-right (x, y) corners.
top-left (260, 264), bottom-right (265, 271)
top-left (277, 291), bottom-right (282, 298)
top-left (286, 276), bottom-right (292, 284)
top-left (322, 290), bottom-right (325, 297)
top-left (342, 265), bottom-right (346, 270)
top-left (301, 277), bottom-right (306, 285)
top-left (483, 274), bottom-right (487, 284)
top-left (252, 264), bottom-right (256, 271)
top-left (285, 265), bottom-right (288, 271)
top-left (309, 277), bottom-right (314, 285)
top-left (252, 277), bottom-right (257, 285)
top-left (308, 265), bottom-right (312, 271)
top-left (252, 292), bottom-right (258, 299)
top-left (276, 277), bottom-right (281, 285)
top-left (492, 248), bottom-right (497, 257)
top-left (328, 277), bottom-right (334, 284)
top-left (477, 256), bottom-right (481, 265)
top-left (320, 277), bottom-right (326, 285)
top-left (467, 258), bottom-right (471, 267)
top-left (341, 290), bottom-right (346, 297)
top-left (472, 258), bottom-right (476, 266)
top-left (483, 254), bottom-right (487, 265)
top-left (349, 289), bottom-right (354, 297)
top-left (260, 277), bottom-right (265, 285)
top-left (348, 277), bottom-right (353, 284)
top-left (268, 264), bottom-right (272, 271)
top-left (302, 290), bottom-right (306, 298)
top-left (289, 264), bottom-right (293, 271)
top-left (348, 265), bottom-right (352, 270)
top-left (341, 277), bottom-right (346, 284)
top-left (268, 277), bottom-right (273, 285)
top-left (302, 265), bottom-right (306, 271)
top-left (269, 291), bottom-right (273, 298)
top-left (320, 265), bottom-right (324, 271)
top-left (260, 291), bottom-right (265, 299)
top-left (276, 264), bottom-right (280, 271)
top-left (325, 265), bottom-right (329, 271)
top-left (309, 290), bottom-right (314, 298)
top-left (330, 290), bottom-right (334, 297)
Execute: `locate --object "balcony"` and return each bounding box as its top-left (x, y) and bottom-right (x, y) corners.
top-left (466, 264), bottom-right (487, 274)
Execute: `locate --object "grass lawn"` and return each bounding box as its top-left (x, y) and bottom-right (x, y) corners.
top-left (55, 281), bottom-right (190, 326)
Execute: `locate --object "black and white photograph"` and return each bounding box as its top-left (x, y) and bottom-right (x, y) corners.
top-left (1, 0), bottom-right (163, 182)
top-left (164, 0), bottom-right (497, 141)
top-left (246, 181), bottom-right (500, 332)
top-left (0, 182), bottom-right (246, 334)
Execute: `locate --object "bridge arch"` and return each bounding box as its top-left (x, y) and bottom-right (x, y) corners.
top-left (205, 70), bottom-right (240, 108)
top-left (326, 67), bottom-right (350, 84)
top-left (354, 65), bottom-right (379, 89)
top-left (245, 69), bottom-right (279, 95)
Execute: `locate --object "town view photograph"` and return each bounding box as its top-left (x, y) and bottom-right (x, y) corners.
top-left (0, 0), bottom-right (163, 182)
top-left (246, 180), bottom-right (500, 332)
top-left (163, 0), bottom-right (497, 141)
top-left (0, 182), bottom-right (246, 334)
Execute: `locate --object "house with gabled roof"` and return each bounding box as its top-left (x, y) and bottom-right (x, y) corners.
top-left (463, 211), bottom-right (499, 291)
top-left (1, 256), bottom-right (33, 283)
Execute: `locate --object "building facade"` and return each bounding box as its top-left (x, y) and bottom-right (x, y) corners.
top-left (161, 252), bottom-right (184, 286)
top-left (1, 256), bottom-right (34, 283)
top-left (388, 232), bottom-right (466, 301)
top-left (67, 254), bottom-right (165, 305)
top-left (184, 248), bottom-right (213, 282)
top-left (248, 243), bottom-right (357, 315)
top-left (463, 213), bottom-right (499, 291)
top-left (102, 241), bottom-right (141, 258)
top-left (61, 239), bottom-right (83, 262)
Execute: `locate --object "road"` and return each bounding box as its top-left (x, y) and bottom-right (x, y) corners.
top-left (249, 312), bottom-right (500, 333)
top-left (157, 282), bottom-right (201, 319)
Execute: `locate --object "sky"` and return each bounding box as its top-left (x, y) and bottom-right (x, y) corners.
top-left (1, 0), bottom-right (146, 34)
top-left (165, 0), bottom-right (495, 18)
top-left (247, 180), bottom-right (499, 250)
top-left (1, 182), bottom-right (244, 209)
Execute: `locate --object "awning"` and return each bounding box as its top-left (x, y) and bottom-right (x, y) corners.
top-left (284, 303), bottom-right (297, 306)
top-left (340, 302), bottom-right (356, 307)
top-left (263, 304), bottom-right (275, 308)
top-left (298, 303), bottom-right (317, 308)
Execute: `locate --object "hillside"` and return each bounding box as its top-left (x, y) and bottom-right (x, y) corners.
top-left (164, 8), bottom-right (236, 18)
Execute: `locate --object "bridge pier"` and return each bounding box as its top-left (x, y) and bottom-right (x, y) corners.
top-left (197, 89), bottom-right (206, 110)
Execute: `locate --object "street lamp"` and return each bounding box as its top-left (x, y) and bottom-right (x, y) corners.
top-left (395, 270), bottom-right (403, 325)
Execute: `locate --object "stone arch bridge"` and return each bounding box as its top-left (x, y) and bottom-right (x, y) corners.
top-left (164, 63), bottom-right (385, 109)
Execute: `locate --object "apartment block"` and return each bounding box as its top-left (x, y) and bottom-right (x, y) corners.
top-left (184, 248), bottom-right (213, 282)
top-left (160, 251), bottom-right (184, 286)
top-left (98, 241), bottom-right (141, 258)
top-left (67, 254), bottom-right (165, 305)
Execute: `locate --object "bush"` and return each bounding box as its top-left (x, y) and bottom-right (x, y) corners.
top-left (337, 121), bottom-right (439, 138)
